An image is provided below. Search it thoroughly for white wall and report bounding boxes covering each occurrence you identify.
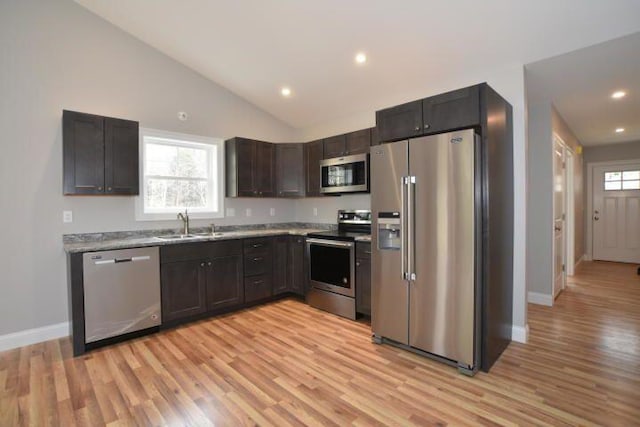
[295,63,529,339]
[0,0,298,336]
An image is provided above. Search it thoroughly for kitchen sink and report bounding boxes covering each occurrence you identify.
[156,234,200,240]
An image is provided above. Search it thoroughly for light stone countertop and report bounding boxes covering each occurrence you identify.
[63,225,331,254]
[63,223,335,254]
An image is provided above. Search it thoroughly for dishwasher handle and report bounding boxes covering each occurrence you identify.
[94,255,151,265]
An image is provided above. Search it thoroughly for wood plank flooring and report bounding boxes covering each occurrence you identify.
[1,261,639,426]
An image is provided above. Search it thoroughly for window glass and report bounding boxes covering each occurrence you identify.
[605,181,622,191]
[622,180,640,190]
[136,129,224,220]
[622,170,640,181]
[605,171,621,181]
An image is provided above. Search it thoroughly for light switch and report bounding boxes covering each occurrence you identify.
[270,208,276,216]
[313,207,318,217]
[246,208,252,217]
[63,210,73,223]
[226,208,235,217]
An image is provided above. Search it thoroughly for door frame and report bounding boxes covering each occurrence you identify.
[565,148,576,276]
[586,158,640,260]
[551,134,569,299]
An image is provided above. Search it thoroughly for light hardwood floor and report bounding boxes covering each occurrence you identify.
[1,261,639,426]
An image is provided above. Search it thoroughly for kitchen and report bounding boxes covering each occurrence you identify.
[2,1,640,425]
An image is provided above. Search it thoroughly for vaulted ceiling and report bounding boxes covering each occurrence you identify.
[75,0,640,135]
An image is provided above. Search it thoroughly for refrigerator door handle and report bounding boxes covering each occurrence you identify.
[401,176,408,280]
[407,176,416,281]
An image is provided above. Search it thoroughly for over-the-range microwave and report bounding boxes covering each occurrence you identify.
[320,153,369,194]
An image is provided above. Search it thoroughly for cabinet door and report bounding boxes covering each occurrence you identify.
[276,143,305,197]
[63,110,105,194]
[288,236,306,295]
[345,129,371,155]
[272,236,289,295]
[375,100,423,143]
[236,139,257,197]
[304,140,324,197]
[323,135,346,158]
[422,85,480,134]
[104,117,139,195]
[370,127,381,146]
[256,142,275,196]
[206,255,243,311]
[161,260,207,322]
[356,256,371,316]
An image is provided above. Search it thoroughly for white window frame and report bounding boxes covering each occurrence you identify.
[135,128,224,221]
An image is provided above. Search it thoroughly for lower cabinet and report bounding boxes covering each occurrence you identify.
[160,240,243,323]
[273,235,306,296]
[244,237,274,303]
[161,260,208,322]
[356,242,372,316]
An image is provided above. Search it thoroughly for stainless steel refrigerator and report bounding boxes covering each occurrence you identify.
[371,128,481,375]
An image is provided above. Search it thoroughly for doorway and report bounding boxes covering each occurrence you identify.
[589,160,640,263]
[552,136,567,299]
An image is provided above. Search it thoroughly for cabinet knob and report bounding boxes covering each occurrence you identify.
[424,124,430,129]
[107,187,112,192]
[97,186,103,191]
[200,262,205,267]
[414,126,420,132]
[208,262,212,266]
[356,261,360,267]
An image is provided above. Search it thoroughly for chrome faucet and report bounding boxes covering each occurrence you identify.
[177,210,190,235]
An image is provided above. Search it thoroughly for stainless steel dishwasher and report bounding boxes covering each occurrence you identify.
[83,247,161,344]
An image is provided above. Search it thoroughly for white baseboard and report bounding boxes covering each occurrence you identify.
[527,291,553,306]
[0,322,69,353]
[583,254,593,262]
[512,324,529,344]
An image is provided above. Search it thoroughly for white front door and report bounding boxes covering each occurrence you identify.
[593,164,640,263]
[553,139,566,298]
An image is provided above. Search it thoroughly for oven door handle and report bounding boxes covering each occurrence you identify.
[306,238,354,248]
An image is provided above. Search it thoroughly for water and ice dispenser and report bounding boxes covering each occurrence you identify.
[377,212,402,250]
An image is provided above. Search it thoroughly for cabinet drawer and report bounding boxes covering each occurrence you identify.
[245,275,273,302]
[244,253,272,277]
[160,240,242,263]
[356,242,372,258]
[243,237,273,255]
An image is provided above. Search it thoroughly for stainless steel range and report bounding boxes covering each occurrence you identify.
[306,210,371,319]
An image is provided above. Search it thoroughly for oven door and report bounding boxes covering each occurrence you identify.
[307,238,355,297]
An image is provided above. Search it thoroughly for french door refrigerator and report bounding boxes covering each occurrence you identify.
[371,128,481,375]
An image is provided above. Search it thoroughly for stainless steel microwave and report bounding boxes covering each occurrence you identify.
[320,153,369,194]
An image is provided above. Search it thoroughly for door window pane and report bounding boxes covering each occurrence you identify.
[605,171,622,181]
[622,180,640,190]
[622,170,640,181]
[605,181,622,191]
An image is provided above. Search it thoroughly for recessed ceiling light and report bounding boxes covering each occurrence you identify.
[281,87,292,97]
[355,52,367,64]
[611,91,626,99]
[615,128,625,133]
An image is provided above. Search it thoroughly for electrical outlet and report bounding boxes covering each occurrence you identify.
[246,208,252,217]
[270,208,276,216]
[313,207,318,216]
[63,210,73,223]
[226,208,235,217]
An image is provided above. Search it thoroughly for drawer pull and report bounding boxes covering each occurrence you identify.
[252,244,263,248]
[364,251,372,254]
[253,257,263,262]
[253,280,265,285]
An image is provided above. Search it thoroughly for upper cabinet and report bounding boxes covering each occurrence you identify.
[375,85,481,143]
[226,137,275,197]
[276,143,305,197]
[63,110,139,195]
[304,140,324,197]
[323,128,372,158]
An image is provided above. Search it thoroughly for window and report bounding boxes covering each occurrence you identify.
[136,128,224,220]
[604,170,640,191]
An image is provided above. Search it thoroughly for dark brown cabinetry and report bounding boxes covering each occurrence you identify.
[243,237,273,302]
[323,129,371,158]
[273,235,306,296]
[226,137,275,197]
[160,240,243,323]
[276,143,305,197]
[63,110,139,195]
[376,85,481,143]
[356,242,371,316]
[304,140,324,197]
